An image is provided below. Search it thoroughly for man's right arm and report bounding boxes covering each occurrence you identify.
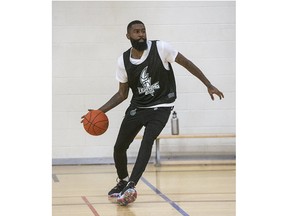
[98,82,129,113]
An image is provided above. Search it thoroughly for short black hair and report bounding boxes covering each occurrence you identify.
[127,20,145,33]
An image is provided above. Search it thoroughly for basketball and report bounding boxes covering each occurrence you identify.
[82,110,109,136]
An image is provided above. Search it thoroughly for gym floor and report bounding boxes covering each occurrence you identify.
[52,162,235,216]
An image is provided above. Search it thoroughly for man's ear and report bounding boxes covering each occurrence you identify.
[126,33,130,40]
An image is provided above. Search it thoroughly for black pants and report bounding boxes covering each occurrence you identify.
[113,105,172,185]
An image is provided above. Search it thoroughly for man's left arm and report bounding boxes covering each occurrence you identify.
[175,52,224,100]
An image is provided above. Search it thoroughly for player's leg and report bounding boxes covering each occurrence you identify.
[108,106,143,197]
[129,107,172,184]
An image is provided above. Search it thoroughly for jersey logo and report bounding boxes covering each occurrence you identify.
[138,66,160,96]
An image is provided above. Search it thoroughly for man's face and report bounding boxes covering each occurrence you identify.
[127,24,147,51]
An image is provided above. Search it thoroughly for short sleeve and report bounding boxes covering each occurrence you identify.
[115,56,128,83]
[157,41,178,64]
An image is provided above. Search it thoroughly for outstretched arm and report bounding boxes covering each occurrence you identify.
[175,52,224,100]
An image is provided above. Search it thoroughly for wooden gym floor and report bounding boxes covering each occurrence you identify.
[52,163,235,216]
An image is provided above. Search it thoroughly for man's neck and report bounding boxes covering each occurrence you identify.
[131,47,145,59]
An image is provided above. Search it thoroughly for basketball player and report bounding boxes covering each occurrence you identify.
[82,20,224,205]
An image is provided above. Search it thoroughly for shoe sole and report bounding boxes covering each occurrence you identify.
[108,193,120,198]
[117,188,137,206]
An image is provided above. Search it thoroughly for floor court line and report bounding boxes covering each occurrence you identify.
[141,176,190,216]
[52,174,59,182]
[81,196,100,216]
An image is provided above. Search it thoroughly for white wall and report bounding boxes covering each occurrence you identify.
[52,1,236,164]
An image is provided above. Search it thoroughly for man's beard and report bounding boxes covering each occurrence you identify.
[130,38,147,51]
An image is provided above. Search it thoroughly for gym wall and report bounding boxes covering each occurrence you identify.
[52,1,236,164]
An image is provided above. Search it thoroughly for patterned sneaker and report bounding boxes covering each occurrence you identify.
[116,181,137,206]
[108,179,128,198]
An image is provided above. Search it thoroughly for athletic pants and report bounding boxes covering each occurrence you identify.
[113,105,172,185]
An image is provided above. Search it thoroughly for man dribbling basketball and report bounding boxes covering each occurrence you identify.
[81,20,224,206]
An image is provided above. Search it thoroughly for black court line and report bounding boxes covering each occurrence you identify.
[52,191,235,199]
[53,199,235,207]
[141,176,190,216]
[52,174,59,182]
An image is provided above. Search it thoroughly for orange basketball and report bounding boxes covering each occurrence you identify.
[82,110,109,136]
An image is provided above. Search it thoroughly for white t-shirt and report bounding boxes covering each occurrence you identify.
[115,40,179,108]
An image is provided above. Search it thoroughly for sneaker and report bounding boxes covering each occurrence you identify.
[108,179,128,197]
[116,181,137,206]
